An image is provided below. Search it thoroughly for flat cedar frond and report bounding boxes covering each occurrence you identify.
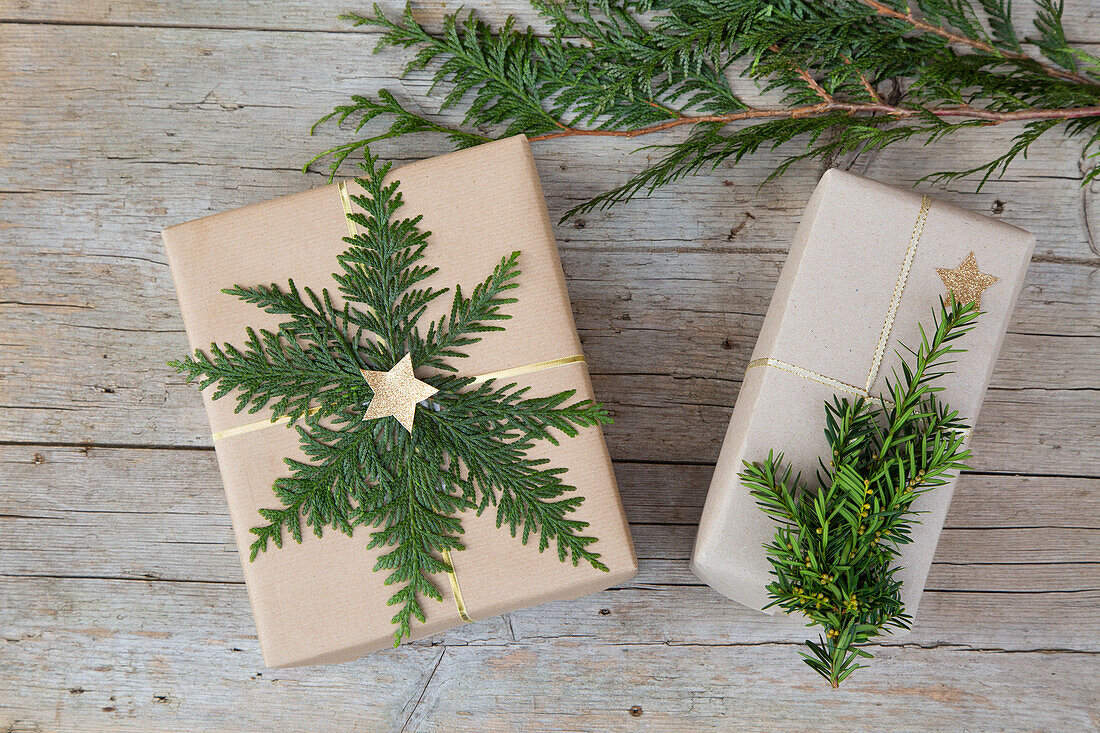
[740,297,976,687]
[417,251,521,370]
[310,0,1100,218]
[171,153,611,646]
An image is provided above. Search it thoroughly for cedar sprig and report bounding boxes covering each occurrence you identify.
[171,152,610,645]
[310,0,1100,219]
[741,296,977,687]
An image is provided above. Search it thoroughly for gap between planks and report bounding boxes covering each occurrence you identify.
[2,442,1098,483]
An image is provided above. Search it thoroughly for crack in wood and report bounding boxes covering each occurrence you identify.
[400,648,446,732]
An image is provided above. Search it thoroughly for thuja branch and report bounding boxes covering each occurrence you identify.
[311,0,1100,217]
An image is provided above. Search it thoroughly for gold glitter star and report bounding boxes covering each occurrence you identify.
[361,353,439,433]
[935,251,999,308]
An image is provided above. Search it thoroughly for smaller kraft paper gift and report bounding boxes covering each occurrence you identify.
[164,136,636,667]
[692,169,1034,619]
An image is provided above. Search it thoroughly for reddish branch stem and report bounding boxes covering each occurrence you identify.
[775,44,832,103]
[528,101,1100,142]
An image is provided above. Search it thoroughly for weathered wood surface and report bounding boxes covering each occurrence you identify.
[1,1,1098,731]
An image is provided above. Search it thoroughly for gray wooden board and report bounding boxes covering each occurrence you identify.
[1,1,1098,731]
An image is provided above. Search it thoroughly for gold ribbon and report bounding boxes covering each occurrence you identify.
[210,410,315,442]
[441,547,473,622]
[337,181,356,237]
[468,354,586,384]
[746,357,892,406]
[747,195,932,400]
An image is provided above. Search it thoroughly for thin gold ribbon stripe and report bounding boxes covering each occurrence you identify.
[211,410,312,442]
[748,358,874,401]
[747,196,932,402]
[468,354,586,384]
[441,547,473,622]
[337,181,356,237]
[865,195,931,392]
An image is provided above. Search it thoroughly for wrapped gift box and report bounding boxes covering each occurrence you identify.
[692,169,1034,620]
[163,136,636,667]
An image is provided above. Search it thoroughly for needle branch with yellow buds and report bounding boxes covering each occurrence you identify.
[741,297,977,687]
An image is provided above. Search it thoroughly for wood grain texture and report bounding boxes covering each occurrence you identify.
[1,1,1098,731]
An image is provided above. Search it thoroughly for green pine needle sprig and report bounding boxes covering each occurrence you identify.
[740,296,977,687]
[171,153,610,645]
[309,0,1100,219]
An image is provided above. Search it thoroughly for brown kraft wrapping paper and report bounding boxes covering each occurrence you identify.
[692,169,1034,622]
[163,136,637,668]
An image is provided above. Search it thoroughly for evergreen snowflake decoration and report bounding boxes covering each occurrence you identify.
[172,154,610,644]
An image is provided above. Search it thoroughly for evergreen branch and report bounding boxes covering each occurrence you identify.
[742,297,976,687]
[360,442,471,644]
[170,326,365,421]
[437,380,611,445]
[420,389,609,569]
[352,5,568,135]
[224,280,363,371]
[312,0,1100,216]
[493,460,608,570]
[306,89,493,181]
[337,152,450,365]
[416,250,522,371]
[248,421,392,560]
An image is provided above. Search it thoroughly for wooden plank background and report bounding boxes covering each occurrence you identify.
[1,1,1097,730]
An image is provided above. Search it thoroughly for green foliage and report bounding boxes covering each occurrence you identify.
[310,0,1100,218]
[171,153,610,645]
[741,297,977,687]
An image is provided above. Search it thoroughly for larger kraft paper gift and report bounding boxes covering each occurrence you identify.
[163,136,636,668]
[692,169,1034,619]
